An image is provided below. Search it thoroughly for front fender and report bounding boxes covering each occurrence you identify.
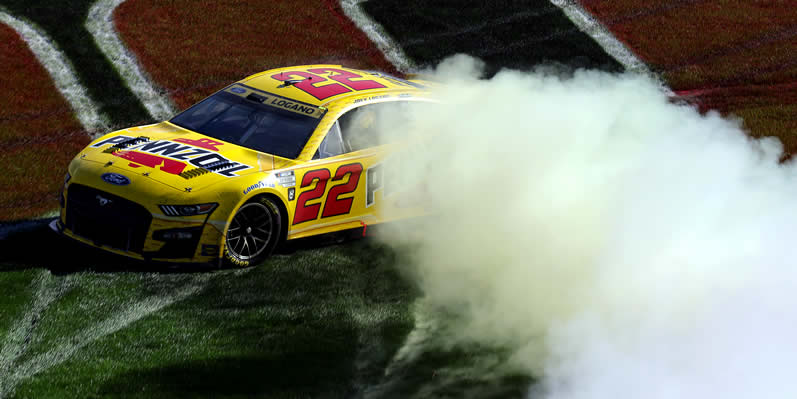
[216,184,292,254]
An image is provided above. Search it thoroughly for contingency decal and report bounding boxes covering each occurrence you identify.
[91,135,251,177]
[242,180,275,195]
[293,163,363,225]
[271,68,387,101]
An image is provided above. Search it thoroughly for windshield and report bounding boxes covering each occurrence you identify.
[170,86,324,159]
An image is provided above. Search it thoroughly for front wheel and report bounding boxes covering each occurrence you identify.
[223,197,282,267]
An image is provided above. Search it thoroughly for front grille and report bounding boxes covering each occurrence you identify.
[65,184,152,253]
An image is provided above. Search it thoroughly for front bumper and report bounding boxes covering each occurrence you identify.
[56,183,222,264]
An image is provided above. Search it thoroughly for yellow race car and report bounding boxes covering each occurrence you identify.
[51,65,433,267]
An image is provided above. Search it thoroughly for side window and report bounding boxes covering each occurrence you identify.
[314,120,345,159]
[336,101,423,153]
[338,105,380,152]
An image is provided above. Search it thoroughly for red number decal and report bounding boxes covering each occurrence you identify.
[271,71,350,101]
[321,163,363,218]
[272,69,387,100]
[293,164,364,225]
[293,169,331,225]
[308,68,387,91]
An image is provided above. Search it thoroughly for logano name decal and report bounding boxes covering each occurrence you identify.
[91,135,252,177]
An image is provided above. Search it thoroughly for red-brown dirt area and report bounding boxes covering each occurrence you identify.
[580,0,797,154]
[0,23,89,221]
[113,0,398,109]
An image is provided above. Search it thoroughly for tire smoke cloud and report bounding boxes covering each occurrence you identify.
[374,55,797,398]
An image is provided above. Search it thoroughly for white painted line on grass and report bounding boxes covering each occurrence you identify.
[0,272,70,398]
[548,0,650,75]
[340,0,416,73]
[382,300,439,377]
[359,299,442,399]
[86,0,176,121]
[0,273,215,397]
[349,302,402,395]
[548,0,674,94]
[0,11,108,133]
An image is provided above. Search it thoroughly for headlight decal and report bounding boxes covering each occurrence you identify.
[159,203,217,216]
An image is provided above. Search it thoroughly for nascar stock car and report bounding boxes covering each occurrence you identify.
[51,65,433,267]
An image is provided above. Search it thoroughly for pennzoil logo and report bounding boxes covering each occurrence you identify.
[91,135,252,177]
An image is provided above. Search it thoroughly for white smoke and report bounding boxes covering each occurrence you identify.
[374,55,797,398]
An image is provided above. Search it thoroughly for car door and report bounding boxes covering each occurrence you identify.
[287,100,430,238]
[286,105,385,238]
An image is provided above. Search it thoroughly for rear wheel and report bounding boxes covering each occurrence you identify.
[223,197,282,267]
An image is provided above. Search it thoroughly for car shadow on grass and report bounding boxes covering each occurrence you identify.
[0,218,207,274]
[0,218,373,275]
[90,240,421,399]
[98,338,535,399]
[1,219,535,398]
[99,347,362,398]
[92,253,533,399]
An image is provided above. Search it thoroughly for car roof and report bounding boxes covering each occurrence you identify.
[240,65,430,106]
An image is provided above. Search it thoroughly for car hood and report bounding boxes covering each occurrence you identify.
[80,122,295,192]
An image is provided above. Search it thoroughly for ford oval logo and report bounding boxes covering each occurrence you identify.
[230,87,246,94]
[101,173,130,186]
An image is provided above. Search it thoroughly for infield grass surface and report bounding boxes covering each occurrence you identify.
[1,0,795,397]
[1,227,416,398]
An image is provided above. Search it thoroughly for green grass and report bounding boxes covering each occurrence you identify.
[0,270,38,341]
[1,229,414,398]
[0,225,533,398]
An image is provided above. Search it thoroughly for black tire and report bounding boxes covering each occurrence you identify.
[223,196,282,267]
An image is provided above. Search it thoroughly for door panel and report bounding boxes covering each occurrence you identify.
[288,151,382,236]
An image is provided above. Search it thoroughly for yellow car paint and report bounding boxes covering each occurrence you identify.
[55,65,433,265]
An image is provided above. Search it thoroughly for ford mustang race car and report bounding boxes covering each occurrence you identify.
[51,65,433,267]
